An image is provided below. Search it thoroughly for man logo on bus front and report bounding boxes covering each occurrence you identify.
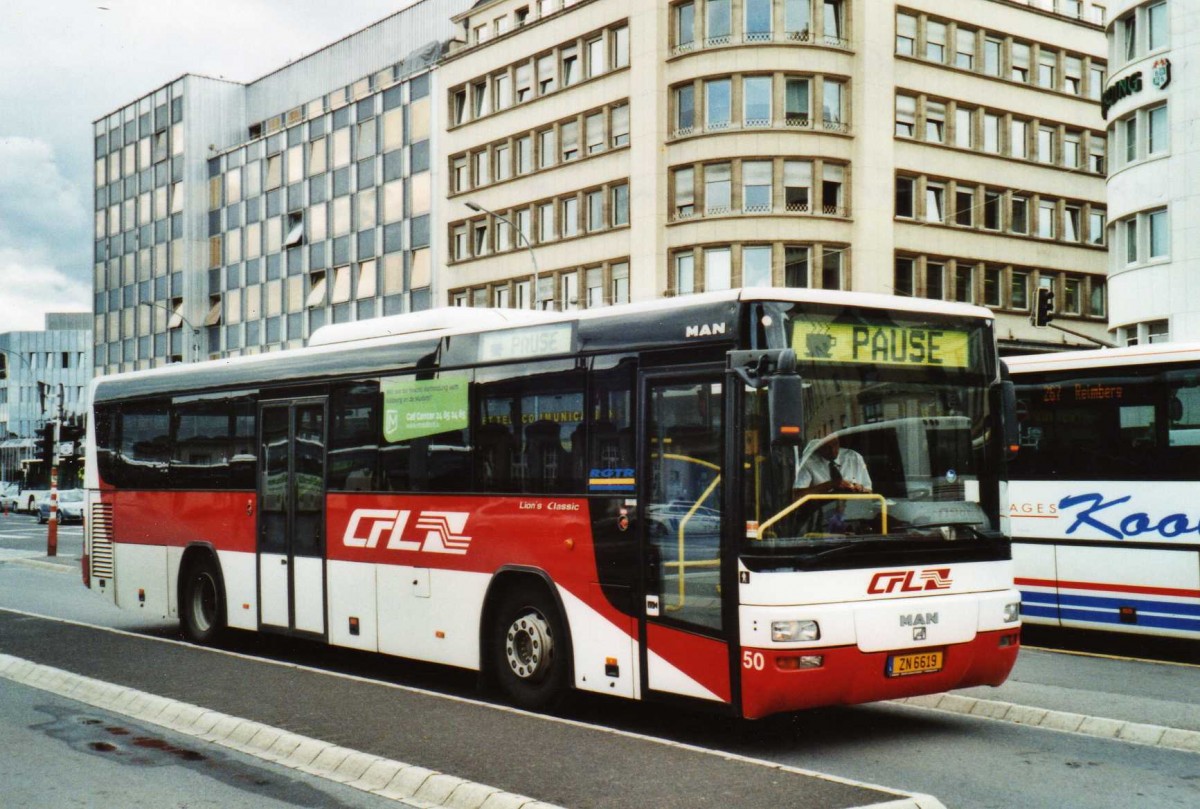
[343,509,472,555]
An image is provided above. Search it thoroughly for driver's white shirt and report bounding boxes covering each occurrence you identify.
[794,448,872,491]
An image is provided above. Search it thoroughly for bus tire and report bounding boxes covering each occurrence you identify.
[180,554,225,644]
[491,583,569,712]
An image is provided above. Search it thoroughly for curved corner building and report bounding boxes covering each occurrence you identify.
[1104,0,1193,344]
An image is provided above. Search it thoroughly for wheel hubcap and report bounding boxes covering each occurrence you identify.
[505,610,553,681]
[191,573,216,633]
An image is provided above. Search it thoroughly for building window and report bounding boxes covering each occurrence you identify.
[1011,196,1028,234]
[675,85,695,133]
[743,161,773,212]
[955,188,973,227]
[786,78,810,126]
[1123,115,1137,163]
[1063,132,1081,167]
[1149,209,1169,258]
[1038,200,1056,239]
[1011,119,1028,159]
[674,167,695,217]
[894,256,914,296]
[1011,42,1031,82]
[895,94,916,137]
[1090,278,1107,317]
[925,182,944,223]
[1011,271,1029,310]
[584,188,603,231]
[785,0,811,39]
[983,113,1000,153]
[984,38,1002,77]
[705,247,732,290]
[1038,49,1057,90]
[983,266,1002,307]
[823,80,844,127]
[1122,13,1137,62]
[954,263,973,303]
[1125,217,1138,263]
[785,245,809,286]
[955,107,973,149]
[611,183,629,226]
[1148,2,1168,51]
[706,79,732,129]
[984,190,1001,230]
[926,101,945,143]
[1088,209,1106,245]
[1065,56,1083,95]
[676,1,695,49]
[896,12,915,55]
[745,0,772,41]
[895,175,915,218]
[743,245,772,287]
[611,262,629,305]
[675,251,695,295]
[611,104,630,147]
[744,76,772,126]
[1064,205,1081,242]
[821,164,843,214]
[785,160,812,211]
[706,0,731,44]
[821,247,842,289]
[822,0,843,44]
[561,197,578,237]
[926,20,946,62]
[705,163,731,213]
[1148,104,1168,154]
[925,261,944,300]
[956,28,975,69]
[1038,126,1056,164]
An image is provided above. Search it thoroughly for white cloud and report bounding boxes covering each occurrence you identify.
[0,137,91,332]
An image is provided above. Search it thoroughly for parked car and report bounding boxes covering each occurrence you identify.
[18,486,49,514]
[37,489,85,524]
[0,483,19,513]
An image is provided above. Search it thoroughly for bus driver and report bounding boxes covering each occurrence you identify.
[793,434,872,498]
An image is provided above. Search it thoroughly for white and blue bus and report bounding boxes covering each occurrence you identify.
[1007,343,1200,638]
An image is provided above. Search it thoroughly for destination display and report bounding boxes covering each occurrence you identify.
[791,320,971,369]
[479,323,573,363]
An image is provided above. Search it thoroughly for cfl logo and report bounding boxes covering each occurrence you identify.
[343,509,472,555]
[867,568,953,595]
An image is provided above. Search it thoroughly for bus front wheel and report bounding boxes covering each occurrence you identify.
[181,555,225,644]
[491,583,569,712]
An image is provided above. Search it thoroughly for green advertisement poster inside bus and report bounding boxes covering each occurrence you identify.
[381,376,469,443]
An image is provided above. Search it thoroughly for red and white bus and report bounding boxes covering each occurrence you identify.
[84,289,1020,719]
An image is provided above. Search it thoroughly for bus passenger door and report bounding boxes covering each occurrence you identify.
[258,399,328,638]
[639,372,732,707]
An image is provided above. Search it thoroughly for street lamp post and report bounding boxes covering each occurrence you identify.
[138,301,201,362]
[465,200,545,310]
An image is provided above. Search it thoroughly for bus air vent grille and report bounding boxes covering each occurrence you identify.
[90,503,115,579]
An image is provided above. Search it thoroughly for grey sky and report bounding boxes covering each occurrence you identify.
[0,0,418,332]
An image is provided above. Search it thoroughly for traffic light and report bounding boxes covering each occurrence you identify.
[1031,286,1055,327]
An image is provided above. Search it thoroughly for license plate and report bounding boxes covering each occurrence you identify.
[887,650,944,677]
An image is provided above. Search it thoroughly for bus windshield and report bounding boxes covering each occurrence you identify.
[743,305,996,558]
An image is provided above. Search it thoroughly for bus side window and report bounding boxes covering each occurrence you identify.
[328,381,380,492]
[378,371,472,494]
[117,403,171,489]
[587,357,635,479]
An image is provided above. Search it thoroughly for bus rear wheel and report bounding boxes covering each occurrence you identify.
[491,584,569,712]
[181,555,225,644]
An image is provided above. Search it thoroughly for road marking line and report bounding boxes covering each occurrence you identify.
[1023,644,1200,671]
[0,608,942,809]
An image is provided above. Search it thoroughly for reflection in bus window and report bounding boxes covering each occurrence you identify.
[474,360,585,494]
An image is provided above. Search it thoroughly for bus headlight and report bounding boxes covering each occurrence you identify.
[771,620,820,642]
[1003,602,1021,623]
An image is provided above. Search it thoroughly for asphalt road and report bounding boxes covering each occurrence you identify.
[2,513,1200,808]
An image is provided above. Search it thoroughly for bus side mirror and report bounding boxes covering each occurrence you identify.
[1001,380,1019,461]
[769,373,805,447]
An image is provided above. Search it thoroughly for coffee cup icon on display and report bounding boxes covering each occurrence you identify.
[806,332,836,358]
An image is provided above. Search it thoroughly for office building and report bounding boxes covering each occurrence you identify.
[1103,0,1193,344]
[441,0,1110,351]
[0,313,92,482]
[92,0,473,374]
